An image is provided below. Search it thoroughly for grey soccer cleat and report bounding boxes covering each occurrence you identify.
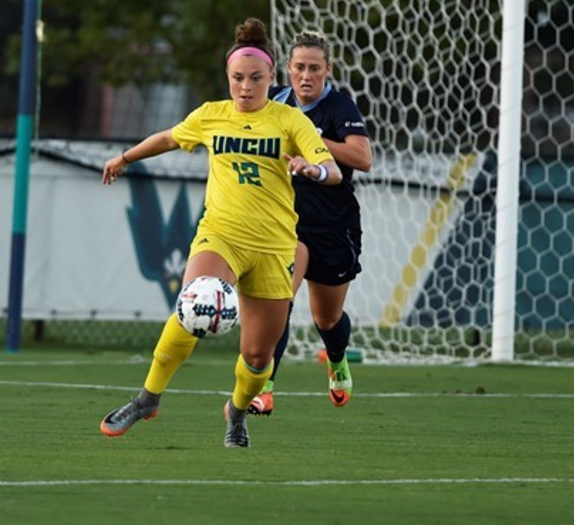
[223,401,251,448]
[100,398,159,437]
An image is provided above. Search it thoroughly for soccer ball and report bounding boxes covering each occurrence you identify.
[176,276,239,338]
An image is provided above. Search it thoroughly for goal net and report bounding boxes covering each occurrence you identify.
[270,0,574,363]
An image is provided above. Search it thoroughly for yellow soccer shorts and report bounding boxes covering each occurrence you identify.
[189,228,294,300]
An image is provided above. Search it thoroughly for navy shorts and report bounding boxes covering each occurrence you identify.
[298,226,362,286]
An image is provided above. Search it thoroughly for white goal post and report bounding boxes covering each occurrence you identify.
[491,0,525,362]
[271,0,574,363]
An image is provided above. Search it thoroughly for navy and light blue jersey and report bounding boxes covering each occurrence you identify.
[270,85,369,231]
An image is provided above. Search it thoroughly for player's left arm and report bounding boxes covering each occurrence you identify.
[288,107,342,185]
[326,96,373,172]
[322,134,372,173]
[284,153,342,186]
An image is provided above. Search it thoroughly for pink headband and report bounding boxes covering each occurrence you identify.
[227,46,274,68]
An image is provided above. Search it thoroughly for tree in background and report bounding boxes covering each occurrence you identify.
[1,0,270,137]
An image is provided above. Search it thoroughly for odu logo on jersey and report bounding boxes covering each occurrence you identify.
[213,135,281,159]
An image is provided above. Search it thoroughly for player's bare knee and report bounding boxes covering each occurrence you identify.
[313,315,339,331]
[242,353,272,372]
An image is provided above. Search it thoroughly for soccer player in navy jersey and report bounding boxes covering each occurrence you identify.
[249,31,373,416]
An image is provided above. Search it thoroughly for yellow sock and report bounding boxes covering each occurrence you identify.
[144,313,199,394]
[232,354,273,410]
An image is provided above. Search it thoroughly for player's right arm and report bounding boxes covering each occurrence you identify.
[102,129,179,185]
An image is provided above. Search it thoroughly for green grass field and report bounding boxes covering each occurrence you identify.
[1,340,573,525]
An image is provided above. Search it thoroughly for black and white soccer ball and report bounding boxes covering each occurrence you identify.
[176,276,239,338]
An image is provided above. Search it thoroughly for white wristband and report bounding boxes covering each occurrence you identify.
[314,164,328,183]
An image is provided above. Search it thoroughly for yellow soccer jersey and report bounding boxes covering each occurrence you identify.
[171,100,332,254]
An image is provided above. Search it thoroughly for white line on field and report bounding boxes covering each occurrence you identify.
[0,379,573,398]
[2,358,574,368]
[0,477,573,488]
[0,379,232,396]
[0,358,150,366]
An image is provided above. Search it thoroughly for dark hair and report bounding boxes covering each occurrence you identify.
[288,31,332,65]
[226,18,275,64]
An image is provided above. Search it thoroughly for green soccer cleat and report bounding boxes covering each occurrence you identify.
[327,355,353,407]
[100,398,159,437]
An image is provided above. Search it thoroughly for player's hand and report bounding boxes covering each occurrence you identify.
[102,156,128,185]
[283,153,319,180]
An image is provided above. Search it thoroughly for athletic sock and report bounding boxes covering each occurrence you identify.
[138,389,162,408]
[316,311,351,364]
[269,301,293,382]
[226,399,245,423]
[143,313,199,394]
[232,354,273,410]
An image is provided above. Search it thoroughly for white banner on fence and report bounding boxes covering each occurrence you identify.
[0,154,206,321]
[1,150,478,324]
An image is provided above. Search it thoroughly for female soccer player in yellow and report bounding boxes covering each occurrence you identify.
[99,18,342,448]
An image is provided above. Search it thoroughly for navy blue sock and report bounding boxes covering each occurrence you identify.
[270,302,294,382]
[316,311,351,364]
